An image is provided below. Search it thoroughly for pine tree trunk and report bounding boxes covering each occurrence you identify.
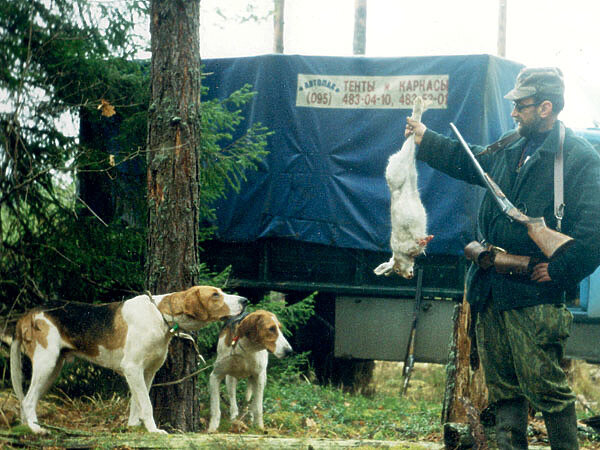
[147,0,202,432]
[273,0,285,53]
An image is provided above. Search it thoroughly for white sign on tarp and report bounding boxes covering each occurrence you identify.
[296,74,449,110]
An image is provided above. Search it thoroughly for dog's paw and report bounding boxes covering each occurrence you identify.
[28,422,48,434]
[230,419,248,434]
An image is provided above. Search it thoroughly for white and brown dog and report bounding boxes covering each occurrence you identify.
[10,286,247,434]
[208,310,293,432]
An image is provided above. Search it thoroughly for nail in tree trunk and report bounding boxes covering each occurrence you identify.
[147,0,202,432]
[273,0,285,54]
[353,0,367,55]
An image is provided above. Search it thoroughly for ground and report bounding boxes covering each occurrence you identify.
[0,361,599,448]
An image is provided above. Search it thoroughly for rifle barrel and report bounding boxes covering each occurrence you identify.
[449,122,574,259]
[449,122,515,216]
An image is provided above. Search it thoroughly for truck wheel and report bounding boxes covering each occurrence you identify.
[287,291,374,394]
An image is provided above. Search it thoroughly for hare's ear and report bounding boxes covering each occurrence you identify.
[418,235,434,248]
[374,260,394,276]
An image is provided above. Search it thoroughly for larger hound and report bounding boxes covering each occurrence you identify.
[10,286,247,434]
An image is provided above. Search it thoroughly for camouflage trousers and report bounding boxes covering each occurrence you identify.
[475,299,576,413]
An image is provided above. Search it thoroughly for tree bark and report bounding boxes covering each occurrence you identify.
[442,294,488,447]
[147,0,202,432]
[353,0,367,55]
[273,0,285,54]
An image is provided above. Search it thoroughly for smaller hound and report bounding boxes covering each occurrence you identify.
[10,286,247,434]
[208,310,293,432]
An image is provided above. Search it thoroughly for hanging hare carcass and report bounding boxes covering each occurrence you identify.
[374,96,433,279]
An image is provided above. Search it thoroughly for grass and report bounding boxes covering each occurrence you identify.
[573,361,600,416]
[1,360,600,448]
[0,360,444,444]
[190,360,445,442]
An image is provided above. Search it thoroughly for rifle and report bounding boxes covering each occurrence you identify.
[401,266,424,396]
[449,123,574,259]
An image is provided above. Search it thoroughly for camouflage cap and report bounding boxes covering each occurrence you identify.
[504,67,565,101]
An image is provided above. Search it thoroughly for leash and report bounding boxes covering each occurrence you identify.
[153,312,252,387]
[145,290,206,365]
[152,363,215,387]
[224,311,249,352]
[145,292,252,388]
[151,346,250,388]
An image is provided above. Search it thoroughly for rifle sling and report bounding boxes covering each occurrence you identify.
[554,123,565,231]
[479,130,520,156]
[478,124,566,232]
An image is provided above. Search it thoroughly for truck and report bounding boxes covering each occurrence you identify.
[81,53,600,387]
[196,53,600,385]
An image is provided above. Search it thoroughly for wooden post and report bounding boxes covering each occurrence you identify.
[353,0,366,55]
[273,0,285,54]
[497,0,507,57]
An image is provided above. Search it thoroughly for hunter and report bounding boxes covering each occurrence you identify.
[406,67,600,449]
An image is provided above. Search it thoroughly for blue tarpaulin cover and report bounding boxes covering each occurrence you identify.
[202,54,524,255]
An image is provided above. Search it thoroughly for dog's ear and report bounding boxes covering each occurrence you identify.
[21,315,34,343]
[237,313,259,342]
[182,288,209,321]
[18,314,50,359]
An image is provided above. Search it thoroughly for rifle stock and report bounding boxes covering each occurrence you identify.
[451,123,574,259]
[523,216,575,259]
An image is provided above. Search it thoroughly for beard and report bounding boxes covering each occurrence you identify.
[517,115,544,138]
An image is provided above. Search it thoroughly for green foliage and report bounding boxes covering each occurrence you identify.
[0,0,149,312]
[198,82,272,221]
[0,0,272,398]
[252,291,316,337]
[55,360,128,398]
[0,2,271,314]
[261,379,442,439]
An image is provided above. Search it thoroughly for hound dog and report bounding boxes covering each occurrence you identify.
[208,310,293,432]
[10,286,247,434]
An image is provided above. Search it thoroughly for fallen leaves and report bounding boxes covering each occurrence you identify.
[303,417,317,429]
[98,99,116,117]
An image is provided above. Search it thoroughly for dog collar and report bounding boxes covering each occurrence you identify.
[145,290,180,335]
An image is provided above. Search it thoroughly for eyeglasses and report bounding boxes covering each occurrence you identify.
[512,101,542,112]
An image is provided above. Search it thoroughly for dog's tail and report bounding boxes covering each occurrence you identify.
[10,331,25,401]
